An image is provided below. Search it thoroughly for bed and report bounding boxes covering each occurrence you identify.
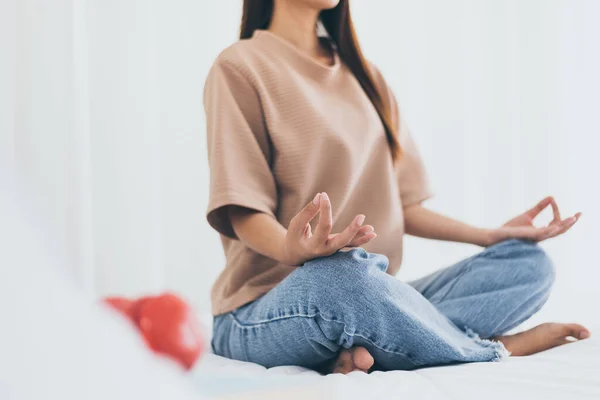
[3,255,599,400]
[191,335,600,400]
[2,183,598,400]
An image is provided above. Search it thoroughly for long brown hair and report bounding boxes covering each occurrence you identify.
[240,0,401,161]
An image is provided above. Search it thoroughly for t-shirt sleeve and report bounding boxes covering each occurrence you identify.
[369,63,433,207]
[203,59,278,239]
[394,115,433,206]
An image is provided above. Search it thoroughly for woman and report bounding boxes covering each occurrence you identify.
[204,0,589,374]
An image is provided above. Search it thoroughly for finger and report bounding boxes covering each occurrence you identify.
[326,214,365,250]
[526,196,553,219]
[347,230,377,247]
[549,215,579,237]
[342,225,375,247]
[508,225,557,241]
[505,223,564,242]
[328,225,373,240]
[549,197,562,223]
[313,192,333,243]
[289,193,321,235]
[356,225,375,236]
[547,215,578,237]
[536,224,563,241]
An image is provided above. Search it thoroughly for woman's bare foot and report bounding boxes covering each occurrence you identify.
[496,322,591,356]
[323,324,589,374]
[329,346,374,374]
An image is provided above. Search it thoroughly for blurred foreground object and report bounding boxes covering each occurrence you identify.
[0,167,202,400]
[104,293,206,370]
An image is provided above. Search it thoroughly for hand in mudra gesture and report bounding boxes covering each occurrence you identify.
[488,196,581,245]
[282,192,377,266]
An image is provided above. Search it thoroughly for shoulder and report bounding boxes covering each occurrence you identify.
[203,40,264,102]
[207,38,267,83]
[203,40,269,115]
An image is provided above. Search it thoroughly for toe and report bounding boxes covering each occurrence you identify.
[351,347,374,372]
[562,324,590,339]
[579,330,591,339]
[570,324,591,339]
[332,350,354,374]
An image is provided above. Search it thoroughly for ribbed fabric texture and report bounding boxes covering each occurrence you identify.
[203,30,432,315]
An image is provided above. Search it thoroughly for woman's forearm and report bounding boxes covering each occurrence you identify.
[229,207,288,263]
[403,205,493,247]
[228,194,376,266]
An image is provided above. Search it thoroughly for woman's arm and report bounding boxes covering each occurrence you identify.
[403,205,493,246]
[229,207,289,262]
[404,196,581,247]
[229,192,376,266]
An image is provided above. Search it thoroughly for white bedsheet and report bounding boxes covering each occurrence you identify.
[2,175,597,400]
[191,336,600,400]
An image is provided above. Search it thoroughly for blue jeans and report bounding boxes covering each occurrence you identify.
[212,239,555,371]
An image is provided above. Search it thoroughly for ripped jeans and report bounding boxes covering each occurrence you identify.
[212,239,555,371]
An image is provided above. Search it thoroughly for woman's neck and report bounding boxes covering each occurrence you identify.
[268,1,321,58]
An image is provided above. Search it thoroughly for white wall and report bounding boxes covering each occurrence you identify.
[2,0,599,327]
[350,0,600,327]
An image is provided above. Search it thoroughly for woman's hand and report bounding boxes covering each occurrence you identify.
[486,196,581,246]
[281,192,376,266]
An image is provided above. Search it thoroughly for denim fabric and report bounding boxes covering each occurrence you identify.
[212,239,555,371]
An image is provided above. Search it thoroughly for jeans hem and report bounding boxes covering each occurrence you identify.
[465,327,510,361]
[230,309,508,366]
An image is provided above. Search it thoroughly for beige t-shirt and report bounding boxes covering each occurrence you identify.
[204,30,432,316]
